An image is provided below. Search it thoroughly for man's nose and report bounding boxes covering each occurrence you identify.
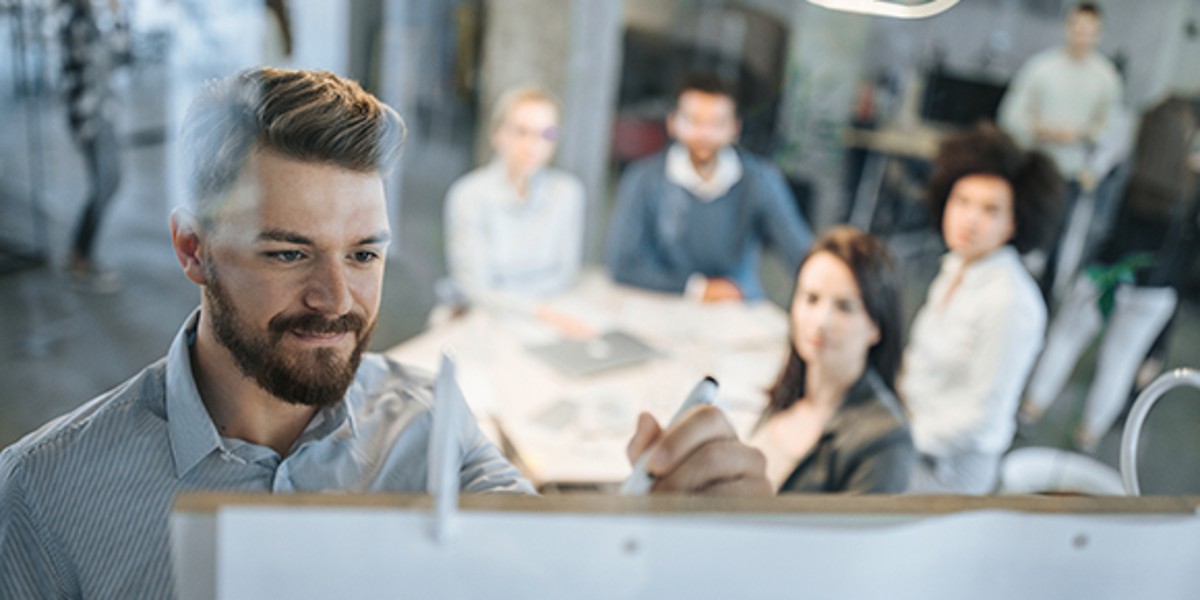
[304,257,353,316]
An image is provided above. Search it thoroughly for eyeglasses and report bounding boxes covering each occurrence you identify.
[503,123,559,142]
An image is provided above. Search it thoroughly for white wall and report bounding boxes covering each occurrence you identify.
[1163,0,1200,96]
[288,0,352,75]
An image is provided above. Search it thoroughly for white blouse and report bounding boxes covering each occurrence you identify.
[900,246,1047,458]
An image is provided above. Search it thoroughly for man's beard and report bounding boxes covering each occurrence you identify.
[203,268,375,409]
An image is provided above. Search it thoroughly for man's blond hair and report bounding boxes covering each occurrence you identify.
[488,86,561,134]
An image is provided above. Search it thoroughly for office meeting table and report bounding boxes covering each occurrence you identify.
[386,270,791,490]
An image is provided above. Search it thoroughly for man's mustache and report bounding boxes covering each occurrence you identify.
[268,312,366,339]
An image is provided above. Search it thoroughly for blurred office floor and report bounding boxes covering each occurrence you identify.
[2,69,1199,496]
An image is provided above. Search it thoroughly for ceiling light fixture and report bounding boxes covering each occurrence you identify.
[807,0,960,19]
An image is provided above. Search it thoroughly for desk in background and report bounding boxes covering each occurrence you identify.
[842,123,949,232]
[387,270,790,488]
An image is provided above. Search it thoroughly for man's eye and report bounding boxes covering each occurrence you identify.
[353,250,379,263]
[268,250,304,263]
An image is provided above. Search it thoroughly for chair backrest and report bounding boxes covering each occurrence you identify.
[1120,368,1200,495]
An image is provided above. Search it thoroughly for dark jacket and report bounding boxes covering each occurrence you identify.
[777,372,915,494]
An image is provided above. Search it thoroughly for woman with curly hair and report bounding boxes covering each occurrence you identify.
[901,123,1063,494]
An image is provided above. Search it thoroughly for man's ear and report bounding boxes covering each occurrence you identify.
[665,111,678,139]
[170,208,208,286]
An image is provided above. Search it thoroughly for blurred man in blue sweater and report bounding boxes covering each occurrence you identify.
[605,73,812,301]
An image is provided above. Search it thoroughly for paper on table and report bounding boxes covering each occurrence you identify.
[503,372,707,485]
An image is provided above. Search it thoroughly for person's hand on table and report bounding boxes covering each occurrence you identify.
[1035,125,1081,145]
[1076,168,1098,193]
[625,405,772,495]
[702,278,743,303]
[535,304,597,339]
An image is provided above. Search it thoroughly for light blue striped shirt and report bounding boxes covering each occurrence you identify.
[0,310,533,598]
[444,160,586,303]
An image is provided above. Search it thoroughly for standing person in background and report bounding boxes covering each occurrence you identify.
[751,226,914,494]
[1020,97,1198,451]
[442,87,587,332]
[901,124,1062,494]
[605,73,812,302]
[59,0,128,292]
[998,1,1123,293]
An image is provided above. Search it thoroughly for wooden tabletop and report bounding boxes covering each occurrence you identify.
[842,123,952,160]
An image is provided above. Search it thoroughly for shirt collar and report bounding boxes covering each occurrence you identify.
[943,245,1020,281]
[665,143,743,201]
[164,308,360,477]
[485,159,547,209]
[1058,47,1099,65]
[823,370,904,439]
[301,384,360,443]
[165,309,224,478]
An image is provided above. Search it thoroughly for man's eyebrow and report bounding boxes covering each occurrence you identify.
[255,229,392,246]
[357,231,392,246]
[257,229,313,245]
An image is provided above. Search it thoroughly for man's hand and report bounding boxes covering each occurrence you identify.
[702,278,743,303]
[1076,168,1098,192]
[1035,125,1081,145]
[626,406,772,495]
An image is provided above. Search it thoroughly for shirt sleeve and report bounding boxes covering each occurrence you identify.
[0,453,73,598]
[754,162,812,275]
[604,161,690,293]
[454,408,536,495]
[910,285,1045,457]
[444,177,491,303]
[1084,64,1124,143]
[998,58,1041,147]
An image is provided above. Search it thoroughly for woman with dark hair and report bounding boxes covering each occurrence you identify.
[750,226,914,493]
[901,123,1063,494]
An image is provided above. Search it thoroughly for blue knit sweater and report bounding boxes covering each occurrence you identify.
[604,148,812,300]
